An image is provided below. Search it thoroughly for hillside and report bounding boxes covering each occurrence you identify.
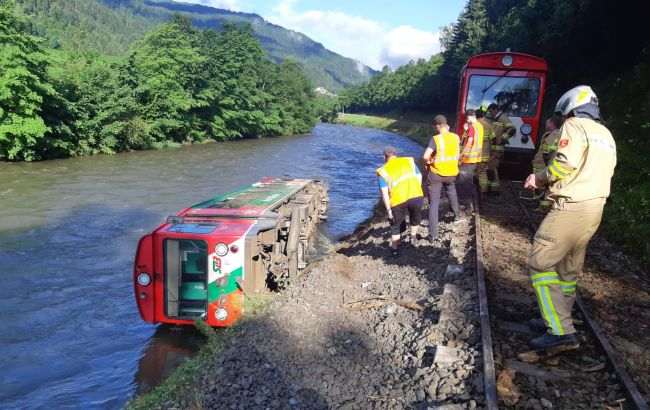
[16,0,376,91]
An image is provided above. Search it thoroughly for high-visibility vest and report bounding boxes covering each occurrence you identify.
[462,121,483,164]
[377,157,423,208]
[429,132,460,177]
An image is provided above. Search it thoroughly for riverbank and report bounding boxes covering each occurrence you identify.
[130,205,484,409]
[334,113,434,147]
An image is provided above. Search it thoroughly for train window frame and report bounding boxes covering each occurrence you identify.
[163,239,208,319]
[465,74,541,118]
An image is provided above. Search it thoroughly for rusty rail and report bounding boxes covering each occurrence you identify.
[507,180,648,410]
[473,194,498,410]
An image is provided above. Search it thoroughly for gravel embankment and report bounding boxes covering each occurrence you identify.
[165,203,486,410]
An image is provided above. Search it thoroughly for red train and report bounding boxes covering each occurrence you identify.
[455,51,548,173]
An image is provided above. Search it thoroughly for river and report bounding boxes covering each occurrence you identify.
[0,124,424,409]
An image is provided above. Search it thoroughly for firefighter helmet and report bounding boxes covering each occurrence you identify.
[555,85,598,116]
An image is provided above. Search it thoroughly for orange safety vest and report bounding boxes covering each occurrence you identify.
[462,121,483,164]
[429,132,460,177]
[377,157,423,207]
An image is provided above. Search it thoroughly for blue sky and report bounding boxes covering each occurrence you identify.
[179,0,467,70]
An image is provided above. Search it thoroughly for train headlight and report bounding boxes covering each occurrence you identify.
[138,272,151,286]
[214,242,229,256]
[501,55,513,67]
[214,308,228,321]
[520,123,533,135]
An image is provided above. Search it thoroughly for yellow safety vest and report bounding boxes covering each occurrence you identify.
[462,121,483,164]
[377,157,423,207]
[430,132,460,177]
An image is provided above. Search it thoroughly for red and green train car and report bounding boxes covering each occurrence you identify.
[134,178,328,327]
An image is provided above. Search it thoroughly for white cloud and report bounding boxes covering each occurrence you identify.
[267,0,440,70]
[179,0,242,11]
[381,26,441,68]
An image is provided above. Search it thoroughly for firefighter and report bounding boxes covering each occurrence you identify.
[486,103,516,194]
[531,116,563,212]
[377,146,424,256]
[457,109,483,209]
[476,108,494,201]
[524,85,616,349]
[422,115,461,241]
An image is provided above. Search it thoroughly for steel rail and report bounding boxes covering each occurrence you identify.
[506,180,648,410]
[473,194,498,410]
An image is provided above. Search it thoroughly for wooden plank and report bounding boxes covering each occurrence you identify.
[494,291,534,306]
[496,320,537,336]
[503,359,571,380]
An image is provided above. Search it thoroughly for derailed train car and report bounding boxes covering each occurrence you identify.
[134,178,328,327]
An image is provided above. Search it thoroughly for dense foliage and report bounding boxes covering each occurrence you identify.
[1,4,320,161]
[343,0,650,267]
[14,0,375,91]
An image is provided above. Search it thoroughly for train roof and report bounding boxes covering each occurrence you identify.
[466,52,548,71]
[181,177,313,219]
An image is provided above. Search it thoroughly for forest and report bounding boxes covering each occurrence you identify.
[341,0,649,268]
[15,0,375,92]
[1,0,328,161]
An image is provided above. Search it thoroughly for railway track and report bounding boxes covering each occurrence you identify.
[473,182,649,409]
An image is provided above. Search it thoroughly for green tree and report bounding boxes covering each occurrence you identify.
[128,13,207,143]
[0,0,69,160]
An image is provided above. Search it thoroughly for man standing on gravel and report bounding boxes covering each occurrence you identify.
[458,109,483,209]
[377,146,424,257]
[524,85,616,349]
[422,115,462,242]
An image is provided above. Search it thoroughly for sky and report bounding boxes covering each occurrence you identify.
[176,0,467,70]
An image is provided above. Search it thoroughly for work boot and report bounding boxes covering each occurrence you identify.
[528,318,547,333]
[530,332,578,349]
[390,248,399,257]
[425,234,438,243]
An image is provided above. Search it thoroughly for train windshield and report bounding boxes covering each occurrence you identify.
[465,74,541,117]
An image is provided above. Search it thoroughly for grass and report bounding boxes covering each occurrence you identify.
[335,113,433,147]
[126,292,276,410]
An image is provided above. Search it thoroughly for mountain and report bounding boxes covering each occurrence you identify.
[16,0,376,91]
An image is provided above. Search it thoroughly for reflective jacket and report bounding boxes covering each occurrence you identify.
[377,157,424,207]
[462,121,483,164]
[429,132,460,177]
[478,118,493,163]
[536,117,616,206]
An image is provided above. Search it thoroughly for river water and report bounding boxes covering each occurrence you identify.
[0,124,425,409]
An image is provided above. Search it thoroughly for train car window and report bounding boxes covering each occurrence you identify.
[466,75,541,117]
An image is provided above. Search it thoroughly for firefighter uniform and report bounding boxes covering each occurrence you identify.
[529,117,616,336]
[531,129,560,211]
[488,112,515,192]
[476,118,494,194]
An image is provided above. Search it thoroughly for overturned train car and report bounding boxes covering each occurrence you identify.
[134,178,328,327]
